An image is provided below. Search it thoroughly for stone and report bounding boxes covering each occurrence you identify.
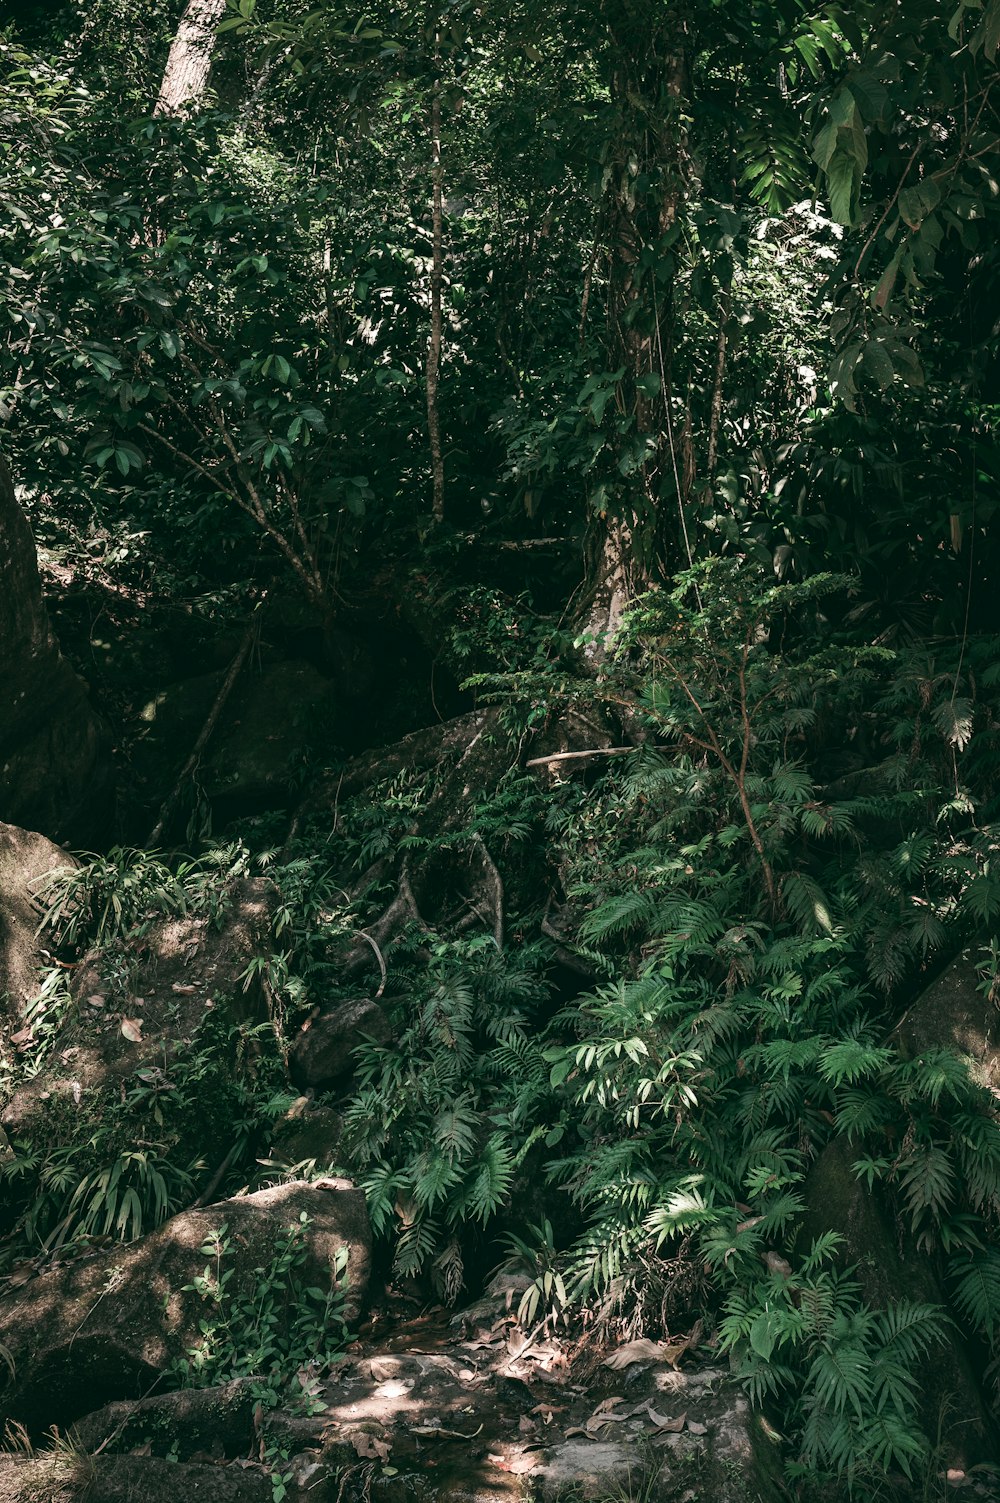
[0,1454,273,1502]
[131,657,336,822]
[71,1377,260,1459]
[270,1102,346,1170]
[2,878,272,1141]
[0,823,75,1022]
[894,948,1000,1094]
[799,1137,998,1469]
[290,1000,392,1088]
[0,454,109,844]
[0,1180,371,1433]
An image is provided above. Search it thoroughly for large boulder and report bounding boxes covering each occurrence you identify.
[799,1137,997,1471]
[131,657,336,827]
[72,1377,260,1459]
[894,947,1000,1094]
[0,823,75,1022]
[0,454,109,843]
[2,878,272,1143]
[290,999,392,1088]
[0,1453,273,1502]
[0,1179,371,1433]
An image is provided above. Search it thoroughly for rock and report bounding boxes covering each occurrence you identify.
[0,1180,371,1432]
[0,455,109,844]
[290,1000,392,1088]
[132,657,336,824]
[0,1454,273,1502]
[71,1376,260,1458]
[799,1137,997,1469]
[2,877,272,1141]
[0,823,75,1022]
[270,1102,346,1170]
[895,948,1000,1093]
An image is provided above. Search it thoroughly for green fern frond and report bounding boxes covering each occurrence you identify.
[950,1250,1000,1339]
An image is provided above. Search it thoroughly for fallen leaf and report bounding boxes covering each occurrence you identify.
[591,1396,626,1416]
[171,983,197,995]
[518,1416,536,1436]
[602,1339,665,1370]
[504,1454,538,1475]
[352,1433,391,1461]
[9,1028,33,1049]
[687,1420,708,1436]
[86,994,105,1007]
[648,1408,684,1431]
[521,1340,564,1364]
[506,1330,529,1359]
[120,1018,143,1043]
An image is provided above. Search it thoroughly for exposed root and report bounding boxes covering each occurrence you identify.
[471,835,504,949]
[342,864,425,980]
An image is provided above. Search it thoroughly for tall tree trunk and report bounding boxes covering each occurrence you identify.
[154,0,227,116]
[426,35,446,525]
[605,1,689,510]
[583,1,690,655]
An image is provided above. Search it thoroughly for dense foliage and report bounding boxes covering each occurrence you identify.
[2,0,1000,1496]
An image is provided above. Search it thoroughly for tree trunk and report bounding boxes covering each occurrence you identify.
[581,2,691,652]
[427,43,446,525]
[605,2,689,507]
[154,0,227,116]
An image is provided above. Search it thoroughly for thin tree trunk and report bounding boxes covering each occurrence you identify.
[154,0,227,117]
[704,287,730,489]
[427,36,446,524]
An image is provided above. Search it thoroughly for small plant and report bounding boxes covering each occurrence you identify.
[169,1212,349,1409]
[343,936,553,1297]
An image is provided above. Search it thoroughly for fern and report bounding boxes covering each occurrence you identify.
[950,1249,1000,1339]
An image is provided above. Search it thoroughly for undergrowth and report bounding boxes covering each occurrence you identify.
[4,561,1000,1496]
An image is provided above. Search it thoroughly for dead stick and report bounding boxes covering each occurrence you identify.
[526,747,632,768]
[146,598,264,847]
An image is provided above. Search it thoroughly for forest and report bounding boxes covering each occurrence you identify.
[1,0,1000,1499]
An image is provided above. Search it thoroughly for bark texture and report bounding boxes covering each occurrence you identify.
[154,0,228,116]
[427,55,446,523]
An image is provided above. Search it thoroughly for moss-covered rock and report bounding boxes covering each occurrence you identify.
[894,947,1000,1093]
[0,824,75,1023]
[0,1180,371,1434]
[798,1137,997,1470]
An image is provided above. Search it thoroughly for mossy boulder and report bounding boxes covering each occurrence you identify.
[894,947,1000,1092]
[799,1137,997,1470]
[0,824,75,1024]
[0,1179,371,1434]
[2,878,272,1143]
[132,656,336,824]
[0,1453,273,1502]
[72,1376,260,1458]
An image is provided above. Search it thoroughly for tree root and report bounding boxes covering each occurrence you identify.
[342,863,426,980]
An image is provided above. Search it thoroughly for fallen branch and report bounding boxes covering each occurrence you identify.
[146,598,264,848]
[526,746,631,768]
